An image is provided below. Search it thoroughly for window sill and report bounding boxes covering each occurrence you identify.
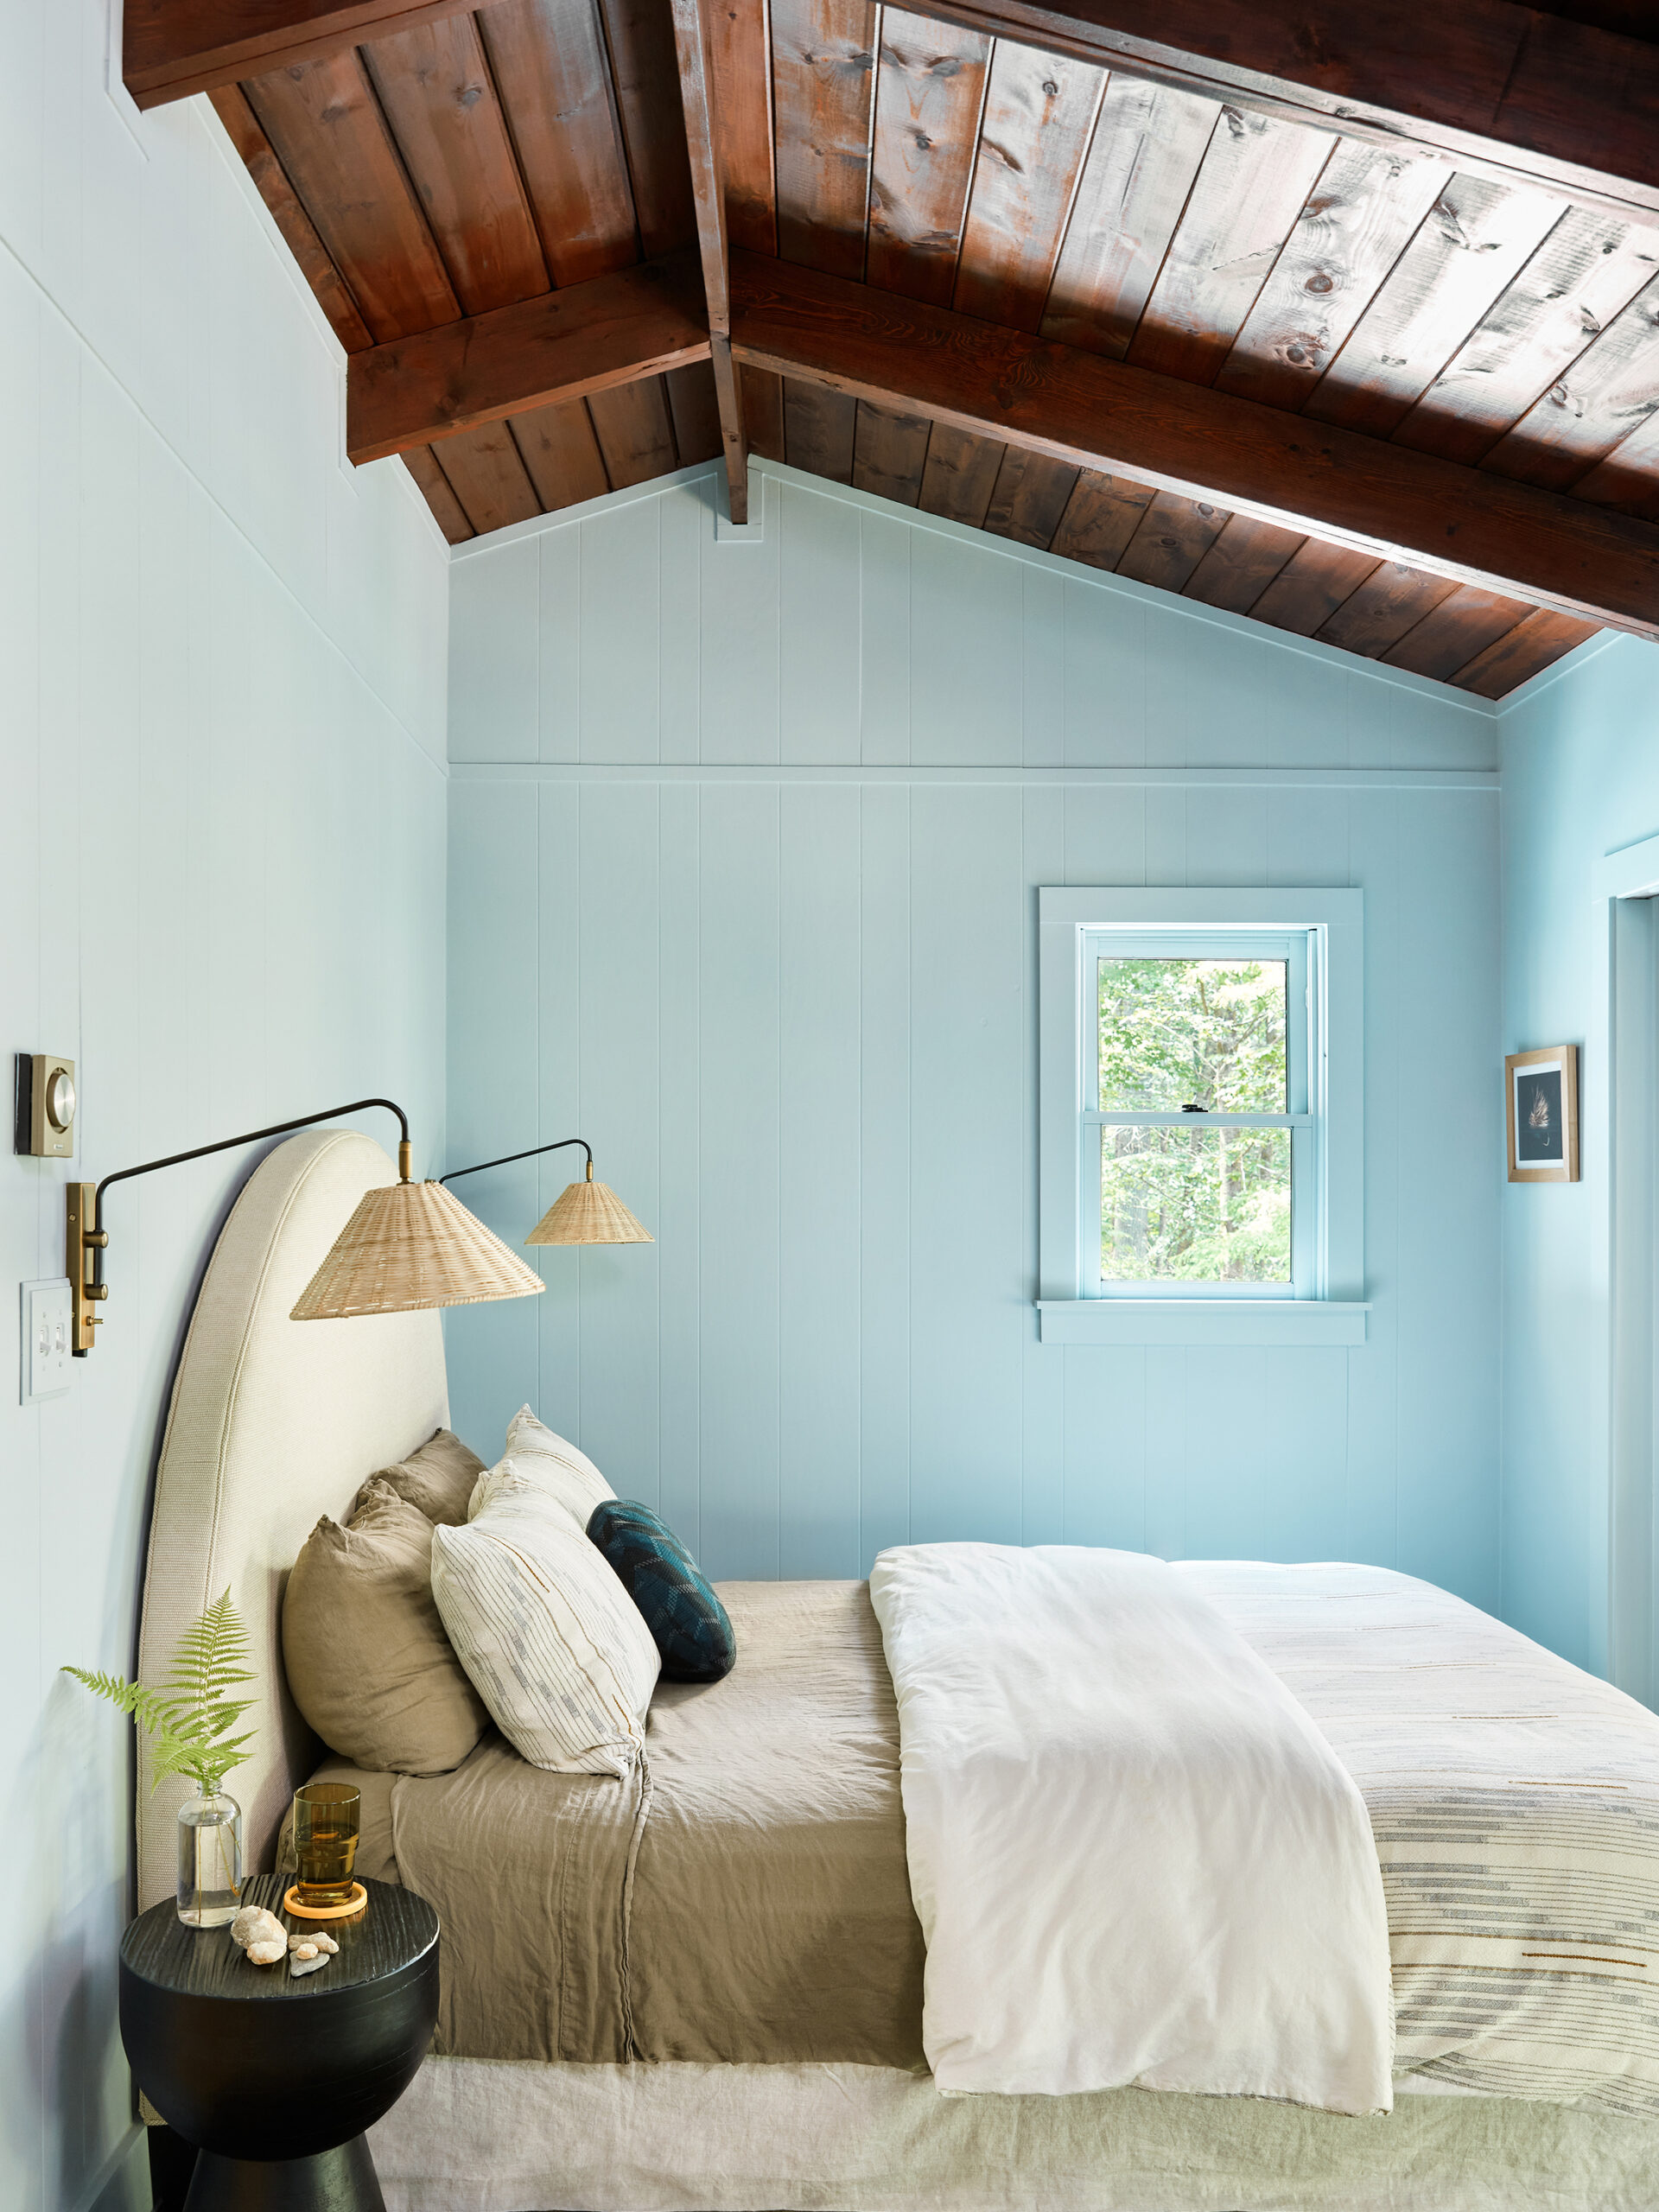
[1036,1300,1370,1346]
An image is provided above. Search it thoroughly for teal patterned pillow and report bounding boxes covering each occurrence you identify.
[587,1501,736,1683]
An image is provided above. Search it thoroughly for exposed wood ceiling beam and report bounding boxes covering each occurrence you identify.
[124,0,473,108]
[912,0,1659,221]
[345,255,709,466]
[669,0,749,524]
[726,248,1659,639]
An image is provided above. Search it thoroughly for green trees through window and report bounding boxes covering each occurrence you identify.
[1097,958,1291,1283]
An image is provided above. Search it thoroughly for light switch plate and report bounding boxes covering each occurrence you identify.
[22,1279,73,1404]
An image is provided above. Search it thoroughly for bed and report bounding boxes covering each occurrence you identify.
[137,1129,1659,2211]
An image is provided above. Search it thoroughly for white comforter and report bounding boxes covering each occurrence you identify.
[868,1543,1394,2113]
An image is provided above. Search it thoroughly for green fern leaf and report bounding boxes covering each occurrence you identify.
[61,1588,258,1796]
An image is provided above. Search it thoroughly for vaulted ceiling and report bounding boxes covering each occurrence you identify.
[128,0,1659,699]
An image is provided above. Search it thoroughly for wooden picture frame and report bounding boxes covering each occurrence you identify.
[1506,1046,1580,1184]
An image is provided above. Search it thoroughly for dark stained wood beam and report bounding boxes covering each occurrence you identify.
[727,247,1659,639]
[911,0,1659,221]
[346,255,709,465]
[669,0,749,523]
[124,0,473,109]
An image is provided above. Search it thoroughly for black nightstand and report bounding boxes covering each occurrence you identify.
[119,1872,439,2212]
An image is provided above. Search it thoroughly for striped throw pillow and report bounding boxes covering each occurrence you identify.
[467,1404,615,1530]
[431,1460,659,1775]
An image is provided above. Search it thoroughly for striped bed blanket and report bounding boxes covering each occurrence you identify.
[1179,1561,1659,2117]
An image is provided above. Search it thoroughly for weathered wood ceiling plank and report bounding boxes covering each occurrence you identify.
[1181,514,1305,611]
[1039,79,1216,359]
[1304,175,1569,437]
[432,417,543,529]
[918,422,1007,524]
[1124,105,1334,385]
[1391,207,1659,465]
[1246,542,1382,635]
[402,443,476,539]
[982,448,1081,546]
[1215,142,1450,410]
[782,378,861,478]
[244,49,461,340]
[665,361,727,462]
[1451,603,1601,694]
[476,0,643,286]
[1381,582,1533,677]
[598,0,699,254]
[1573,412,1659,519]
[742,365,789,459]
[728,247,1659,633]
[126,0,470,107]
[1114,491,1229,589]
[207,83,375,350]
[772,0,880,280]
[509,397,613,508]
[710,0,779,253]
[363,16,550,315]
[852,400,934,504]
[951,42,1103,331]
[1047,470,1155,567]
[883,0,1659,220]
[588,376,683,482]
[1482,270,1659,488]
[867,11,990,308]
[1314,561,1460,654]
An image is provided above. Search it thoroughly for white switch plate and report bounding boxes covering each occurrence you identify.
[21,1278,73,1404]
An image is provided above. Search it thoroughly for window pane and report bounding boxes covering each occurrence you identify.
[1101,1125,1291,1283]
[1097,957,1287,1113]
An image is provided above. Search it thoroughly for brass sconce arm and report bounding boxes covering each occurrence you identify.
[68,1098,414,1355]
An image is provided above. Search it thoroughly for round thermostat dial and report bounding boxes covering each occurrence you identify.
[46,1070,75,1130]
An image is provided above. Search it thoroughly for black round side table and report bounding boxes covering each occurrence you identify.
[119,1872,439,2212]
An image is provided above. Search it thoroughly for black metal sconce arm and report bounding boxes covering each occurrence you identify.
[439,1136,593,1188]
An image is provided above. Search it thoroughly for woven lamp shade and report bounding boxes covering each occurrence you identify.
[291,1179,545,1319]
[526,1179,654,1246]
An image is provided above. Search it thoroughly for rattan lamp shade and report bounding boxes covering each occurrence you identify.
[526,1179,654,1246]
[290,1179,545,1319]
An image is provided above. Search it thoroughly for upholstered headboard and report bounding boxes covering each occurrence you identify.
[136,1128,448,1911]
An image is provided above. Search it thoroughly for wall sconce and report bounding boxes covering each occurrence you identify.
[440,1137,653,1245]
[67,1098,544,1355]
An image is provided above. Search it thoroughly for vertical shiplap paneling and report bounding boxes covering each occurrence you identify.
[446,779,545,1456]
[538,524,582,762]
[859,785,913,1569]
[658,782,703,1549]
[779,785,863,1572]
[780,481,862,763]
[907,786,1027,1541]
[450,538,539,761]
[698,782,784,1574]
[535,783,584,1440]
[577,783,663,1500]
[448,465,1506,1617]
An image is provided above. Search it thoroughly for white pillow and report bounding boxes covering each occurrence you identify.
[431,1465,659,1775]
[467,1404,614,1529]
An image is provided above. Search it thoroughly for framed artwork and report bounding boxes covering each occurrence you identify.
[1506,1046,1580,1184]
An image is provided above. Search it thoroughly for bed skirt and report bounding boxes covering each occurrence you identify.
[366,2056,1659,2212]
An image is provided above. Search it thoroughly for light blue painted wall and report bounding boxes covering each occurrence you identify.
[447,461,1503,1603]
[1498,632,1659,1676]
[0,11,450,2207]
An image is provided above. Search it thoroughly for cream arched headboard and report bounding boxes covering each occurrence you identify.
[136,1128,449,1911]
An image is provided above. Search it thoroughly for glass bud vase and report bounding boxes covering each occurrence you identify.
[178,1788,243,1928]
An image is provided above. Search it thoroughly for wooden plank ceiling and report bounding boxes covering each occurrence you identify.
[191,0,1659,700]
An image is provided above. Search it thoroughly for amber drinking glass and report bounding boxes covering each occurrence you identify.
[292,1782,361,1908]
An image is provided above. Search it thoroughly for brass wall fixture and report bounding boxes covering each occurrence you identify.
[15,1053,77,1159]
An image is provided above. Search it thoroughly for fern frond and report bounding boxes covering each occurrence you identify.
[62,1589,257,1796]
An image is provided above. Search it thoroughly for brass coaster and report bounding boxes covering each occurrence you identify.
[283,1881,367,1922]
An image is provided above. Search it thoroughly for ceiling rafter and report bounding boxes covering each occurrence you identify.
[669,0,751,523]
[725,249,1659,639]
[909,0,1659,222]
[346,253,710,465]
[124,0,473,107]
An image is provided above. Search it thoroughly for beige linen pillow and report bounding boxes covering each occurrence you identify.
[283,1478,489,1776]
[433,1460,658,1775]
[358,1426,484,1527]
[467,1404,614,1528]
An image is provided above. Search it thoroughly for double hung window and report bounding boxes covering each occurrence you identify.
[1037,889,1364,1345]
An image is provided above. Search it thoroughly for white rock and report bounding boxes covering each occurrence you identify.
[292,1942,319,1961]
[231,1905,286,1952]
[289,1948,330,1977]
[313,1932,340,1954]
[246,1938,287,1967]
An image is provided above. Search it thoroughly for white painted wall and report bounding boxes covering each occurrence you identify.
[0,9,450,2208]
[447,462,1503,1610]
